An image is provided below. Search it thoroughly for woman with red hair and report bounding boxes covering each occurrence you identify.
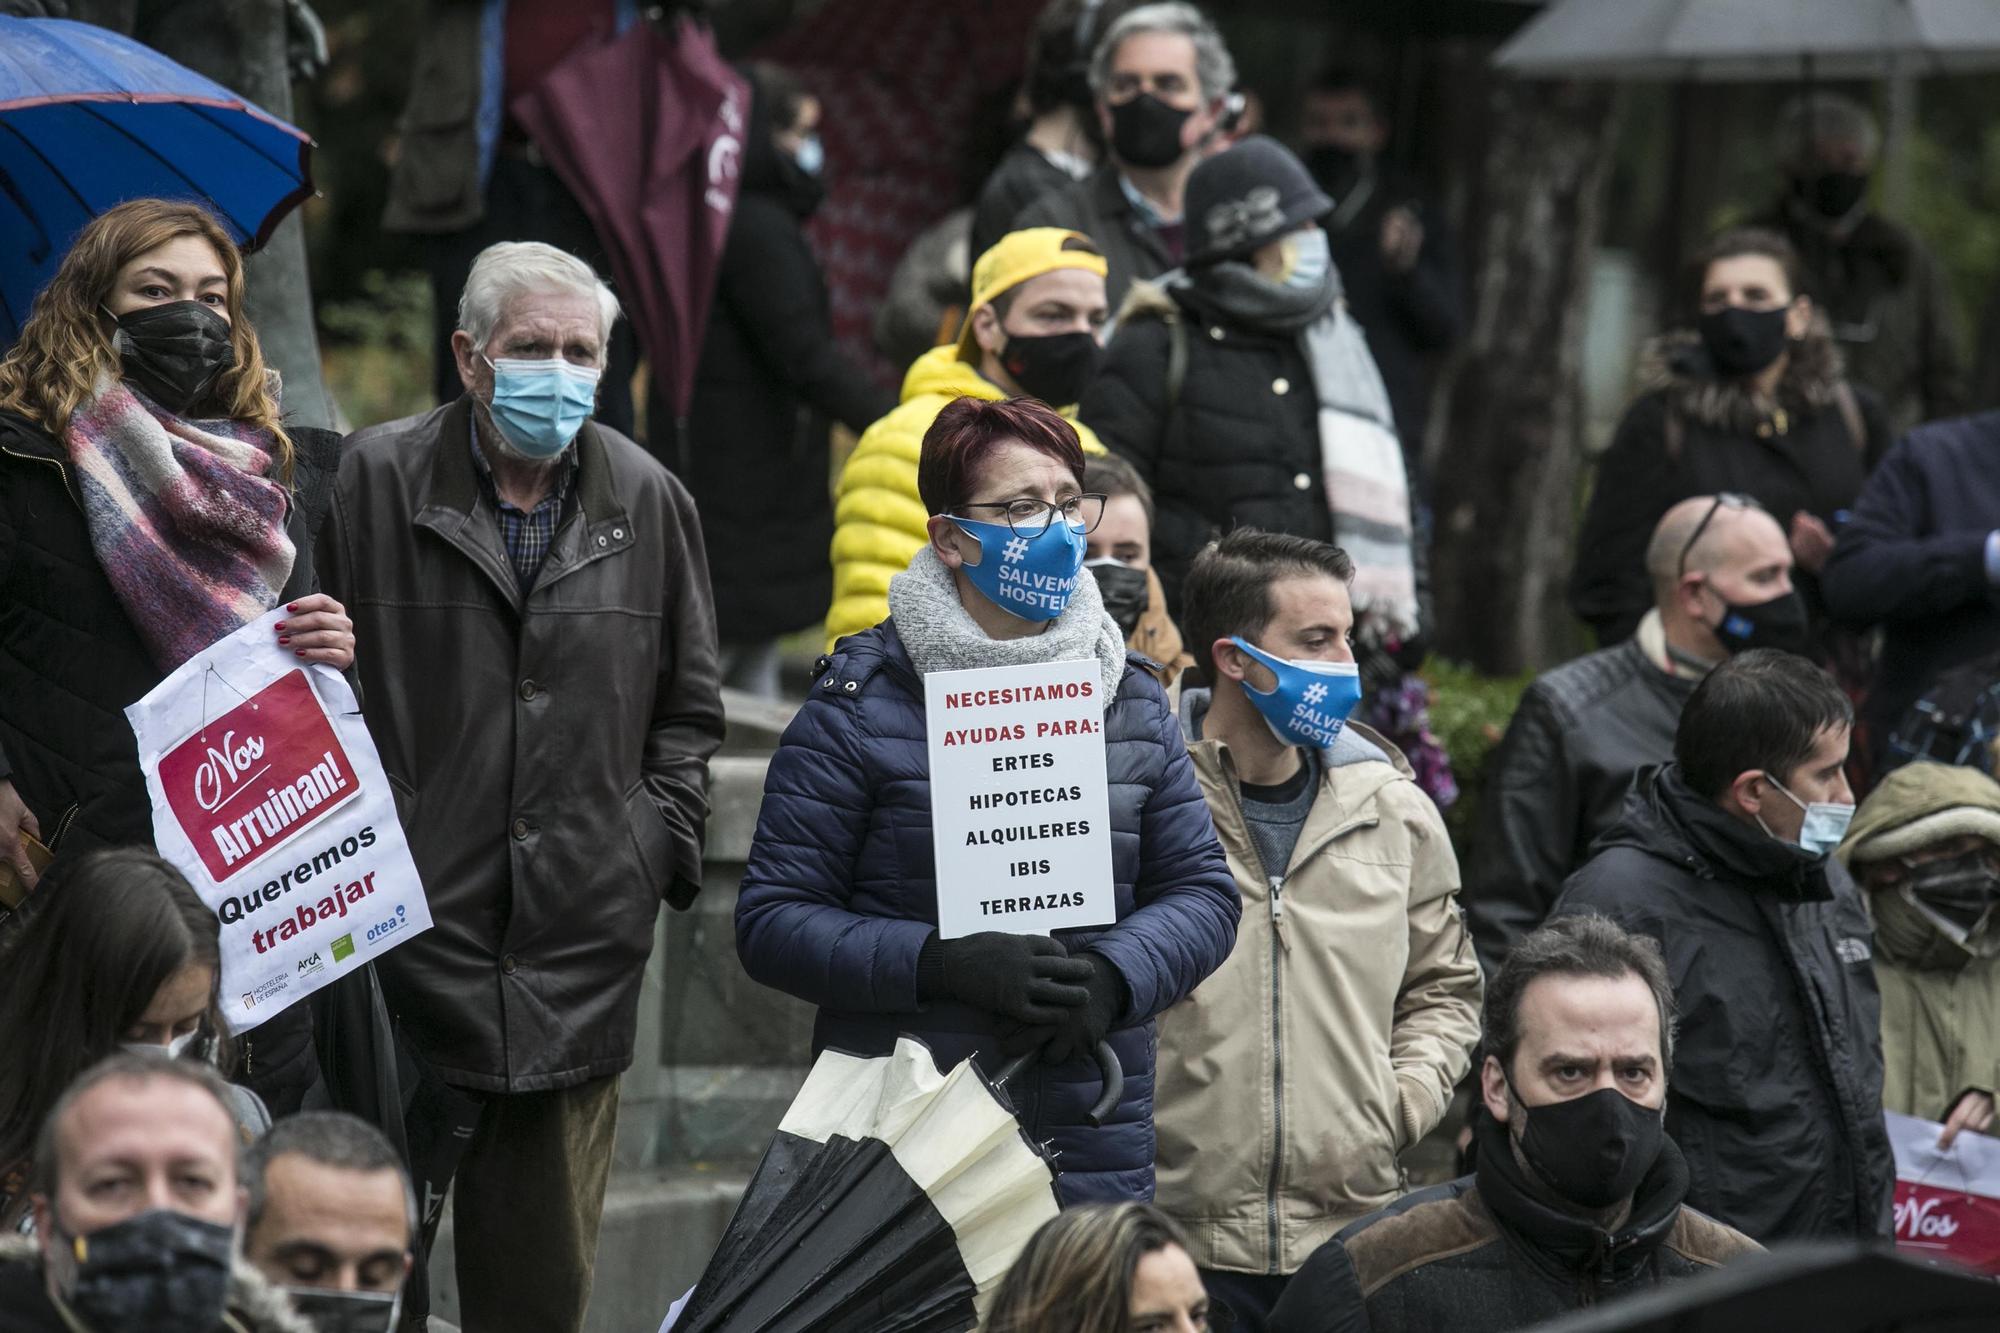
[736,394,1238,1204]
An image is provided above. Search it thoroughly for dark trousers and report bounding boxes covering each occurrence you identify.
[423,153,639,438]
[451,1074,621,1333]
[1201,1269,1293,1333]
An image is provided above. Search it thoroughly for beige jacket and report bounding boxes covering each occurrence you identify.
[1155,711,1484,1276]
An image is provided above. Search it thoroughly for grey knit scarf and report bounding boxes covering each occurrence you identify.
[888,545,1128,709]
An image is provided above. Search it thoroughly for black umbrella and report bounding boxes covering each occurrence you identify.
[1530,1242,2000,1333]
[672,1036,1122,1332]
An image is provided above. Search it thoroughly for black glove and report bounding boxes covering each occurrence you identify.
[916,931,1092,1025]
[1001,952,1127,1065]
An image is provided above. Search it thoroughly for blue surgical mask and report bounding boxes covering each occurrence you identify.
[1231,636,1363,749]
[483,355,600,459]
[794,134,825,177]
[1283,228,1331,291]
[949,513,1087,623]
[1758,774,1855,857]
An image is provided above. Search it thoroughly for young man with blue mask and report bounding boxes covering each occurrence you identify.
[1553,648,1893,1246]
[1152,528,1482,1332]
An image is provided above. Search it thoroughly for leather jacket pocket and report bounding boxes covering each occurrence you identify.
[624,782,675,900]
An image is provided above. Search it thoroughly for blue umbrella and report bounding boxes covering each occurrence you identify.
[0,17,313,339]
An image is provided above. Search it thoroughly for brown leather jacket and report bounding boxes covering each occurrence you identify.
[317,400,724,1093]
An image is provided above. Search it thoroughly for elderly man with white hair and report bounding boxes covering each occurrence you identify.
[317,240,723,1332]
[1751,91,1964,433]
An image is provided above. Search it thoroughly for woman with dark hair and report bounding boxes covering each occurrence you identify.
[663,61,893,696]
[984,1202,1212,1333]
[736,395,1237,1205]
[0,848,266,1230]
[1570,226,1893,648]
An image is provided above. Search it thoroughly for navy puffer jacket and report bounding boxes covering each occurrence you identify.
[736,621,1239,1203]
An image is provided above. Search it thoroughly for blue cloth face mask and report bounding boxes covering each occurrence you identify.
[1758,773,1855,857]
[794,133,825,176]
[1282,227,1331,292]
[950,513,1087,623]
[483,355,601,459]
[1231,636,1363,749]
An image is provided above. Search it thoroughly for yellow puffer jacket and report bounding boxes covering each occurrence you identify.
[825,345,1104,649]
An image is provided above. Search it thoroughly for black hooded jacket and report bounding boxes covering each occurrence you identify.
[660,68,893,642]
[1267,1112,1759,1333]
[1551,765,1894,1244]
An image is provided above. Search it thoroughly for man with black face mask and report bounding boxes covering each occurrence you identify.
[827,228,1112,647]
[1842,763,2000,1153]
[1268,915,1759,1333]
[1013,2,1235,311]
[1296,68,1460,486]
[0,1052,308,1333]
[1553,649,1895,1245]
[1751,92,1964,436]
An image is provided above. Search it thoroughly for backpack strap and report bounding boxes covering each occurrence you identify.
[1165,310,1188,414]
[1832,380,1866,455]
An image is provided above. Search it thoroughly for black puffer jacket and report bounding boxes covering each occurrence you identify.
[1081,281,1329,606]
[1268,1114,1759,1333]
[1552,765,1894,1244]
[1570,331,1891,646]
[0,408,339,1112]
[1462,633,1698,978]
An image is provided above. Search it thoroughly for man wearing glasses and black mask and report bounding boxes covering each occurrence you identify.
[1464,494,1799,974]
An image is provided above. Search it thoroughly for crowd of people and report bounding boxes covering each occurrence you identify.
[1,1,1999,1331]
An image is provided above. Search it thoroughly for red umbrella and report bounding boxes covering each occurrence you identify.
[510,15,749,425]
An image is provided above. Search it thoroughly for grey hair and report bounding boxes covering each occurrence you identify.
[1088,2,1236,103]
[1482,914,1677,1081]
[1775,92,1880,170]
[456,240,621,353]
[246,1111,417,1243]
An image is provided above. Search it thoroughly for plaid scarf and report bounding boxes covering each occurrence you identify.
[64,374,295,671]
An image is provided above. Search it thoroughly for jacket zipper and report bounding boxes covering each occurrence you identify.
[0,442,74,505]
[1219,774,1286,1275]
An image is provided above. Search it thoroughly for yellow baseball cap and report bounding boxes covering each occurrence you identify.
[955,227,1109,356]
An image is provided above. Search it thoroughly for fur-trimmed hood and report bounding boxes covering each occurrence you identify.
[1638,326,1851,436]
[0,1233,314,1333]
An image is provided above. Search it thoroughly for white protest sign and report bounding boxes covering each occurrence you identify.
[126,607,432,1032]
[925,657,1114,939]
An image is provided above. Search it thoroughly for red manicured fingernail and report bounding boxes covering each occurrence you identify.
[287,603,299,612]
[294,650,305,657]
[275,622,287,630]
[278,636,290,644]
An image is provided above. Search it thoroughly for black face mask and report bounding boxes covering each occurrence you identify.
[998,329,1102,408]
[1797,170,1870,221]
[1304,144,1363,196]
[1697,305,1791,378]
[1710,586,1809,656]
[110,300,237,415]
[52,1208,235,1333]
[1086,558,1149,636]
[1108,92,1193,169]
[1513,1085,1665,1210]
[283,1285,403,1333]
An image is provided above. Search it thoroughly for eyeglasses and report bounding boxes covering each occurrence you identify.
[954,494,1107,537]
[1677,492,1760,576]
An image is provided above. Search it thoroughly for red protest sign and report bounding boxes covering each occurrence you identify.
[155,671,361,880]
[1894,1182,2000,1273]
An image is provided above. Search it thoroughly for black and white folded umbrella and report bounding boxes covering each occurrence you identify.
[670,1035,1120,1332]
